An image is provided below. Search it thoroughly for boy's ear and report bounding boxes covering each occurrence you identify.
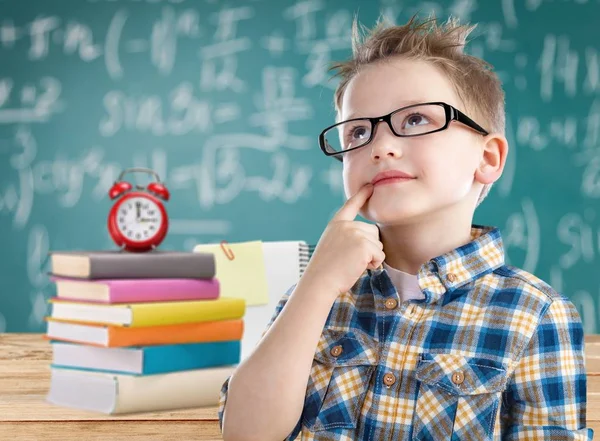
[474,133,509,185]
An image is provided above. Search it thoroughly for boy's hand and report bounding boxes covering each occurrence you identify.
[302,183,385,300]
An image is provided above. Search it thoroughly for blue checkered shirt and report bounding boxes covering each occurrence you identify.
[218,224,593,440]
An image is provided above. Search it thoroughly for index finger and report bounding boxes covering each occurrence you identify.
[332,183,374,222]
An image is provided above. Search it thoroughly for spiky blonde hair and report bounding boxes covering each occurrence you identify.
[328,14,505,207]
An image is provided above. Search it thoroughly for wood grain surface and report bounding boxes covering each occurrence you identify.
[2,333,600,440]
[0,333,224,440]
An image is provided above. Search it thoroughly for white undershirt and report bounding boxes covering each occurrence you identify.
[382,261,425,302]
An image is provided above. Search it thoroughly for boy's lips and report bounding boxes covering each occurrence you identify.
[373,177,415,186]
[371,169,416,186]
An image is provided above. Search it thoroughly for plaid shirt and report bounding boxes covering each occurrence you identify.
[218,224,593,440]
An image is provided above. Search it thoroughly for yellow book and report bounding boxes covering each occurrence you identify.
[48,297,246,327]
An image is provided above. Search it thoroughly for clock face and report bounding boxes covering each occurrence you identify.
[116,196,163,243]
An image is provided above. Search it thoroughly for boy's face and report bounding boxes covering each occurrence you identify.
[340,57,490,226]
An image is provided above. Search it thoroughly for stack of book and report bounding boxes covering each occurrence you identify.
[44,250,246,415]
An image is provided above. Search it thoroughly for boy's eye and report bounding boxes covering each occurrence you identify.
[351,126,369,139]
[391,105,445,135]
[403,113,430,128]
[342,123,371,149]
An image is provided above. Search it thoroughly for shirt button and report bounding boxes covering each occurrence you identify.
[330,345,343,357]
[451,371,464,385]
[384,298,398,310]
[383,372,396,387]
[447,273,457,283]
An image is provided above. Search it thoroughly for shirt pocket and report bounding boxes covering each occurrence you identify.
[412,352,509,441]
[302,328,379,432]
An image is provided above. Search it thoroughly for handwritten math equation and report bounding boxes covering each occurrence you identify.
[0,0,599,332]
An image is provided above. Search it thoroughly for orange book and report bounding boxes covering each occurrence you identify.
[44,317,244,347]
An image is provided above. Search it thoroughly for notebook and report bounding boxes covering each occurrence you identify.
[243,241,310,360]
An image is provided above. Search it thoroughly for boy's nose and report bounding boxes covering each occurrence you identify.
[369,119,405,161]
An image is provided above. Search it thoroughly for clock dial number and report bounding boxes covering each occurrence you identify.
[116,196,163,242]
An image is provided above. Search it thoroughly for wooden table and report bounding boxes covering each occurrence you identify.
[3,333,600,440]
[0,334,224,440]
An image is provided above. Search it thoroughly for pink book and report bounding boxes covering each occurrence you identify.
[50,276,220,304]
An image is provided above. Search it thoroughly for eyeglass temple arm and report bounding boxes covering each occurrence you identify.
[454,108,489,135]
[322,135,344,162]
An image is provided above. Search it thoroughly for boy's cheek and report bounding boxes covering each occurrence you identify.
[342,166,361,195]
[344,177,371,201]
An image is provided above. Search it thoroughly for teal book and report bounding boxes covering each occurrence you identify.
[50,340,240,375]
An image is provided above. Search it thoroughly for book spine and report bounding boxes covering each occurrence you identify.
[143,341,241,374]
[90,252,216,279]
[130,298,246,327]
[108,278,220,303]
[108,319,244,347]
[114,366,236,413]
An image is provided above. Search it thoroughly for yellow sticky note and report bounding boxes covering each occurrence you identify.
[193,241,268,306]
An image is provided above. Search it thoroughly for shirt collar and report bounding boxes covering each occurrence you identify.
[366,224,505,305]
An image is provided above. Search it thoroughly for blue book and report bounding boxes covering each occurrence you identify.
[50,340,240,375]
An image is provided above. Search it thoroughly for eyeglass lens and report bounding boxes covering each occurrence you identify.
[324,103,446,154]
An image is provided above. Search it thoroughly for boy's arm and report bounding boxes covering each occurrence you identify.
[217,283,297,437]
[217,278,338,441]
[501,297,594,440]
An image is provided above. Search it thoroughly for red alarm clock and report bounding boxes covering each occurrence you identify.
[107,168,170,252]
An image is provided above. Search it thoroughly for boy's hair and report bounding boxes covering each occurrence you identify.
[328,14,506,207]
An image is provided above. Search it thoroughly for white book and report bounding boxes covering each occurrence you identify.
[47,365,236,414]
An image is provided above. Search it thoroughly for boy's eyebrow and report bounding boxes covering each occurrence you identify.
[344,99,431,120]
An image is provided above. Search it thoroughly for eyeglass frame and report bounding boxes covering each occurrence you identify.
[318,101,490,162]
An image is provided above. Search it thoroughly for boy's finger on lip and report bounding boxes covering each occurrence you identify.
[334,182,375,220]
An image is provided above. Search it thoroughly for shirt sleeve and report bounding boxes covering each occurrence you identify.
[501,296,594,440]
[218,283,300,439]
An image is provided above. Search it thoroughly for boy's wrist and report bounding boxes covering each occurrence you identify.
[295,274,340,306]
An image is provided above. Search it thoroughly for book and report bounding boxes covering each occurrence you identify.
[47,365,235,414]
[44,318,244,347]
[50,276,220,304]
[50,340,241,375]
[48,297,246,327]
[49,250,215,280]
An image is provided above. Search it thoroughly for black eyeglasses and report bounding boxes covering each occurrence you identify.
[318,102,489,161]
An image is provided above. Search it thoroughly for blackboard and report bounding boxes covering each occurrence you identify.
[1,0,599,333]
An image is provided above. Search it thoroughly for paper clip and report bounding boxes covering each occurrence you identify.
[220,240,235,261]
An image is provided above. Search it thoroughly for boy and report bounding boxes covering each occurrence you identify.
[217,15,593,441]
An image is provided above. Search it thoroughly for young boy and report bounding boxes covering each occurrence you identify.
[217,15,593,441]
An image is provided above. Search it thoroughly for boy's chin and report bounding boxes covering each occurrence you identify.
[365,206,428,226]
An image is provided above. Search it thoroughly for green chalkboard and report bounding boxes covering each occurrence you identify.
[1,0,599,333]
